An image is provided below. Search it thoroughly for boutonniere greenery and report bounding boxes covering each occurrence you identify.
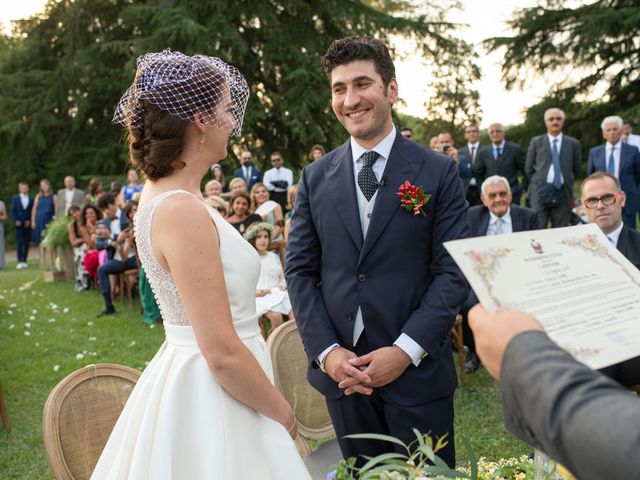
[397,180,430,217]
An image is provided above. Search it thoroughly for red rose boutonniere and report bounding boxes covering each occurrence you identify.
[396,181,430,217]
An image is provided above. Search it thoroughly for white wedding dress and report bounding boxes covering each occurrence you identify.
[92,190,310,479]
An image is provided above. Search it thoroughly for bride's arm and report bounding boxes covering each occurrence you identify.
[152,195,296,437]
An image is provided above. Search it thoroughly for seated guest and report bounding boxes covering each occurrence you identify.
[587,115,640,229]
[209,163,228,192]
[67,205,90,291]
[205,195,229,217]
[204,179,223,198]
[95,196,137,317]
[80,204,102,283]
[244,222,294,337]
[309,144,326,163]
[228,177,248,194]
[580,171,640,386]
[469,305,640,480]
[462,175,539,373]
[251,182,284,240]
[284,184,297,242]
[226,191,262,235]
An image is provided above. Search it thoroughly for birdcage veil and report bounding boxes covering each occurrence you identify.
[113,50,249,137]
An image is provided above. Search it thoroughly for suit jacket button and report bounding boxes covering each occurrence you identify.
[358,274,366,282]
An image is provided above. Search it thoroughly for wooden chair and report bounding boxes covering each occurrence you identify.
[451,314,465,383]
[0,382,9,429]
[119,268,139,306]
[43,364,141,480]
[267,321,340,475]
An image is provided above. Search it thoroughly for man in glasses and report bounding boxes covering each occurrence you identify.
[460,175,539,373]
[526,108,582,228]
[233,149,262,191]
[263,151,294,212]
[587,115,640,229]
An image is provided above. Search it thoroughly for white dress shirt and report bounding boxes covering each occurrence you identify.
[263,166,294,192]
[19,193,29,210]
[487,208,513,236]
[625,133,640,150]
[317,127,427,370]
[546,133,564,184]
[606,222,624,247]
[467,142,480,186]
[606,141,622,178]
[492,140,506,160]
[64,189,75,213]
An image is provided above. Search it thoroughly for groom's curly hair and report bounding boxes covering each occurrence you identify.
[323,36,396,88]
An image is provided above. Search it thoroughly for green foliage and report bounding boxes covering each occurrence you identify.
[0,0,475,205]
[42,216,71,248]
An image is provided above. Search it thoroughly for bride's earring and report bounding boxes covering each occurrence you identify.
[199,134,206,151]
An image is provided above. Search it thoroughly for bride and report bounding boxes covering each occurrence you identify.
[91,50,310,479]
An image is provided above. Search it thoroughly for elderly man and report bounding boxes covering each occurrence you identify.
[461,175,539,372]
[55,176,85,217]
[472,123,527,205]
[233,150,262,191]
[587,116,640,229]
[458,123,484,206]
[526,108,582,228]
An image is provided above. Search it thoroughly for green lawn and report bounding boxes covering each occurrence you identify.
[0,259,529,479]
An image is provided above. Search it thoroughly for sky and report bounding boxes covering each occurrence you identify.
[0,0,544,128]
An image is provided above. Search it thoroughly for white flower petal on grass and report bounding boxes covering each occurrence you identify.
[24,322,31,328]
[149,324,156,329]
[9,324,15,329]
[63,307,69,313]
[76,353,84,360]
[87,321,94,326]
[129,341,136,347]
[88,336,97,341]
[29,315,35,320]
[53,365,61,372]
[9,303,16,308]
[24,331,31,336]
[32,309,37,314]
[35,342,40,347]
[7,310,12,315]
[48,318,56,323]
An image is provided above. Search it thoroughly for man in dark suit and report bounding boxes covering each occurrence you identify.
[233,150,262,191]
[458,123,484,206]
[469,306,640,480]
[462,175,539,372]
[526,108,582,228]
[438,131,472,187]
[9,182,33,269]
[587,115,640,229]
[472,123,527,205]
[285,36,469,467]
[580,171,640,386]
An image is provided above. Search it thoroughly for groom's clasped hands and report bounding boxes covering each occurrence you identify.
[325,346,412,396]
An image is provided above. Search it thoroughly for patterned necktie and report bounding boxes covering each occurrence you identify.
[607,146,616,175]
[494,147,501,161]
[551,139,563,189]
[494,217,505,235]
[358,151,380,201]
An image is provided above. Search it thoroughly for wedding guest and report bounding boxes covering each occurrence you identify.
[458,123,484,206]
[10,182,33,269]
[227,190,262,235]
[80,204,102,284]
[473,123,527,205]
[622,120,640,149]
[55,175,85,217]
[67,205,89,291]
[204,179,223,198]
[429,135,440,150]
[251,182,284,240]
[526,108,582,228]
[210,163,228,192]
[469,305,640,480]
[228,177,248,194]
[438,131,472,185]
[244,222,293,337]
[461,175,539,373]
[284,184,298,242]
[205,195,229,217]
[587,115,640,229]
[117,168,144,209]
[400,127,413,140]
[263,151,294,213]
[85,177,103,205]
[233,149,262,190]
[0,199,6,269]
[139,266,161,325]
[309,144,326,162]
[109,180,122,198]
[31,179,57,245]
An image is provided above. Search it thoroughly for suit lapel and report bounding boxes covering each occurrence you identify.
[480,210,490,236]
[617,226,629,256]
[511,208,522,232]
[325,141,364,250]
[359,134,421,265]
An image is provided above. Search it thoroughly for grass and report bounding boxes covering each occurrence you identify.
[0,259,529,479]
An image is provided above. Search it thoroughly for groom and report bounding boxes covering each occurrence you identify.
[285,36,469,467]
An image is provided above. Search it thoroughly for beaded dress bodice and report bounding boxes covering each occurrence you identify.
[134,190,261,327]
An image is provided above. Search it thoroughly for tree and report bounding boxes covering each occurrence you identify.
[0,0,475,210]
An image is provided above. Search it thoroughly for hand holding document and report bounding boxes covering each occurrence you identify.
[445,224,640,369]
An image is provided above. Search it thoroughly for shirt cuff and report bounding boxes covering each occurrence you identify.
[394,333,427,367]
[316,343,340,372]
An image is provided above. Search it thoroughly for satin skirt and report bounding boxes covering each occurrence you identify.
[91,324,310,479]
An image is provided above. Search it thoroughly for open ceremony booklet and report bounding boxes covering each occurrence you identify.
[444,223,640,370]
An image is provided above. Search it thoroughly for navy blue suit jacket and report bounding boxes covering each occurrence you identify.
[468,204,540,237]
[233,165,262,191]
[587,143,640,215]
[285,133,470,405]
[10,194,33,223]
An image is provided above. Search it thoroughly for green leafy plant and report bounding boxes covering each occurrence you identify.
[42,216,71,248]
